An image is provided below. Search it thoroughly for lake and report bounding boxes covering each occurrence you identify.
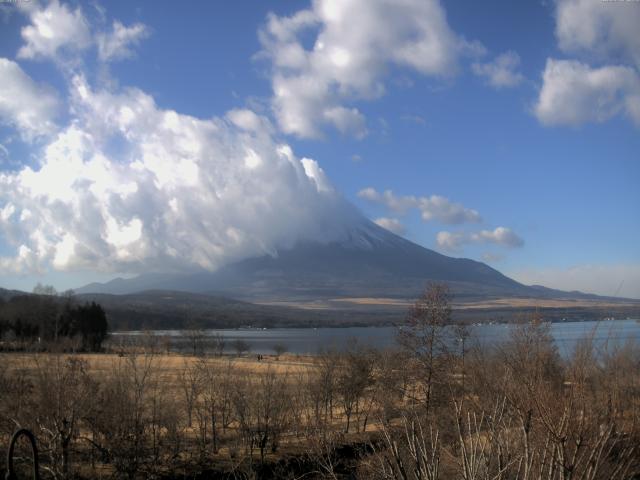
[113,319,640,357]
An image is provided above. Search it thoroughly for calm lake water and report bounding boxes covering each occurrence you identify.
[113,319,640,357]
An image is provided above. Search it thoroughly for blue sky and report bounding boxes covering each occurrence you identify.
[0,0,638,297]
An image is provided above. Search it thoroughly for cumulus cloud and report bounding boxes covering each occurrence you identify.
[1,1,369,277]
[0,73,357,275]
[323,106,368,138]
[0,58,60,140]
[555,0,640,68]
[225,108,275,135]
[418,196,482,224]
[470,227,524,247]
[374,217,405,235]
[435,231,466,252]
[97,21,150,62]
[436,227,524,252]
[17,1,148,65]
[472,50,524,88]
[534,59,640,127]
[510,263,640,300]
[18,0,91,60]
[358,187,481,224]
[259,0,475,138]
[357,188,416,214]
[535,0,640,128]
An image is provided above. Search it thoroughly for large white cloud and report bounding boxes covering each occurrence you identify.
[556,0,640,68]
[259,0,477,138]
[534,0,640,128]
[17,1,148,65]
[358,187,481,224]
[0,58,60,140]
[534,59,640,127]
[17,0,91,60]
[0,75,356,275]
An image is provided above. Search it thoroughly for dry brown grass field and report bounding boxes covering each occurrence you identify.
[2,351,317,377]
[0,348,391,478]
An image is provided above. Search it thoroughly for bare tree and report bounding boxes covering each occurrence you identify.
[371,348,409,425]
[183,322,205,356]
[84,353,158,479]
[32,283,58,296]
[377,414,441,480]
[313,348,338,427]
[179,359,201,428]
[336,341,374,433]
[194,358,236,454]
[232,338,251,357]
[232,368,291,466]
[31,356,94,479]
[397,282,452,413]
[211,332,226,356]
[272,343,288,359]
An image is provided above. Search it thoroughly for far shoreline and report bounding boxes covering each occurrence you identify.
[110,315,640,334]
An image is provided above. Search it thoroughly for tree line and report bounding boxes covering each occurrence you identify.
[0,284,108,352]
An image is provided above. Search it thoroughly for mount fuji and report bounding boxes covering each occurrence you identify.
[77,215,537,301]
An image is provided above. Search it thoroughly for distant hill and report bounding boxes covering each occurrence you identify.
[0,287,29,302]
[74,290,408,330]
[69,289,640,330]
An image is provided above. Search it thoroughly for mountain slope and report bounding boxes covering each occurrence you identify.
[0,287,27,302]
[77,217,534,300]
